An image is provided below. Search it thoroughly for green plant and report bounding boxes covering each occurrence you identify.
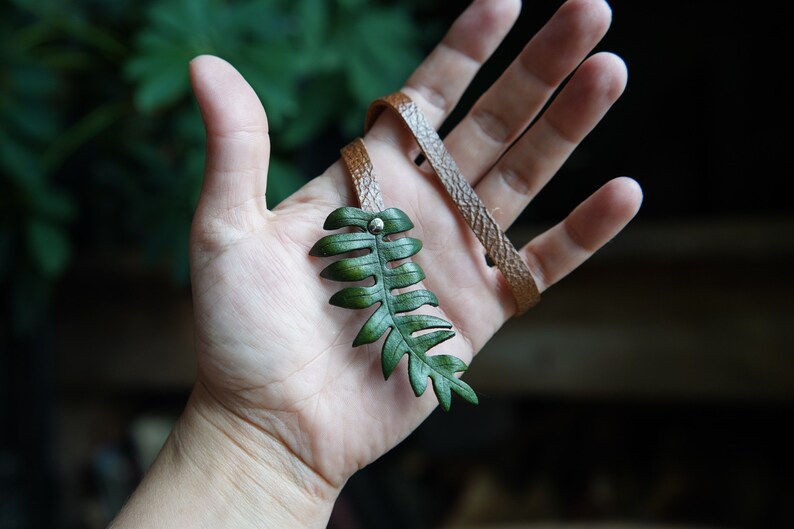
[0,11,76,333]
[310,207,479,411]
[1,0,434,337]
[126,0,425,203]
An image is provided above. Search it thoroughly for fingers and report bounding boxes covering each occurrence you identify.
[404,0,520,125]
[190,55,270,218]
[523,177,643,292]
[367,0,520,147]
[476,52,628,229]
[445,176,641,352]
[445,0,613,182]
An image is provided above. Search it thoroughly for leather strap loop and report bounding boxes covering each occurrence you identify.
[341,138,385,213]
[363,92,540,314]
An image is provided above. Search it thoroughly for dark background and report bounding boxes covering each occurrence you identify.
[2,1,792,528]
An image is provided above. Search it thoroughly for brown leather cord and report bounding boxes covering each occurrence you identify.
[363,92,540,315]
[341,138,385,213]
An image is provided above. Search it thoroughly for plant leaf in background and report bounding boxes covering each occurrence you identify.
[25,220,71,278]
[1,0,434,336]
[1,11,75,334]
[126,0,424,198]
[310,207,479,411]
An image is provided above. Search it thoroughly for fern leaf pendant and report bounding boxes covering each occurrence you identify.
[310,207,478,411]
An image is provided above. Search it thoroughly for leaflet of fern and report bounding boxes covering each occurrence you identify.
[310,207,478,411]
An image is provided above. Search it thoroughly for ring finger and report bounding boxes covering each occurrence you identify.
[475,51,628,229]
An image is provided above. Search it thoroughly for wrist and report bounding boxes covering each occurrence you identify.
[111,383,340,528]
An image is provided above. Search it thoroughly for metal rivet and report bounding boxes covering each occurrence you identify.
[368,217,384,234]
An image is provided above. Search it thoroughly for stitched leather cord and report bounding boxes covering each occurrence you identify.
[341,138,385,213]
[364,92,540,314]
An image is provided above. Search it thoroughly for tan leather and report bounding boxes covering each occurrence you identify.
[363,92,540,315]
[341,138,385,213]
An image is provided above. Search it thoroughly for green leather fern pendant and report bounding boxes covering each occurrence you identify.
[310,206,478,411]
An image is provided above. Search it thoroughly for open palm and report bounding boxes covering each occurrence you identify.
[186,0,641,494]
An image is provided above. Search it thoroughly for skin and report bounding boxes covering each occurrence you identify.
[110,0,643,527]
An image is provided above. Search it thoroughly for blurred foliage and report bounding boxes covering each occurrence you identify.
[1,0,433,337]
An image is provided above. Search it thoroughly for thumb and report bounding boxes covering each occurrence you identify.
[190,55,270,217]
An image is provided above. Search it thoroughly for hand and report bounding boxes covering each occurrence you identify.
[111,1,642,527]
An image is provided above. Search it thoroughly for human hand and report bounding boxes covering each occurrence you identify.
[111,1,642,527]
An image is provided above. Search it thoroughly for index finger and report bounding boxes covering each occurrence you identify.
[368,0,520,144]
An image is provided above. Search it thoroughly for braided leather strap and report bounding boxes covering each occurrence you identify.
[365,92,540,315]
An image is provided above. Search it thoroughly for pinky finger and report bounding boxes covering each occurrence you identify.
[523,177,643,292]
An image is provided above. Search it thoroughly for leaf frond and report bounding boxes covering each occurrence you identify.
[311,207,478,411]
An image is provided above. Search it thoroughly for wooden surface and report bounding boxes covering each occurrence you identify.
[54,255,196,392]
[54,217,794,400]
[442,525,718,529]
[471,217,794,400]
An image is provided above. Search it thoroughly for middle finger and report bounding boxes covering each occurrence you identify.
[443,0,613,184]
